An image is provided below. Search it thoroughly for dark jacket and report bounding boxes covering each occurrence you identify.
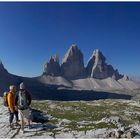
[15,89,31,109]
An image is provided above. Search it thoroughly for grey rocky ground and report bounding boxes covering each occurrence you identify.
[1,97,140,138]
[0,97,53,138]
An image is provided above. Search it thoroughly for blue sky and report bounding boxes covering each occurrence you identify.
[0,2,140,77]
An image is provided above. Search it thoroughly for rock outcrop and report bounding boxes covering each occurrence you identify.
[61,44,84,78]
[44,55,61,76]
[123,75,129,81]
[0,61,8,74]
[86,49,123,80]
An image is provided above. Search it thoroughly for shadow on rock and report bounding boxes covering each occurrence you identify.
[30,108,49,124]
[29,108,57,132]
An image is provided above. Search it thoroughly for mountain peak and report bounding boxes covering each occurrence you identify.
[49,54,59,63]
[93,49,106,64]
[71,44,78,49]
[61,44,84,78]
[86,49,122,80]
[44,55,61,76]
[93,49,100,54]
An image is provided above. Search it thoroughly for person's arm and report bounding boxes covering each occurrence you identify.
[7,94,14,113]
[27,91,31,106]
[14,92,18,106]
[14,92,19,111]
[28,92,31,106]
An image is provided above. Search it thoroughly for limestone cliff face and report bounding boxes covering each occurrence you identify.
[44,55,61,76]
[43,46,123,80]
[86,52,96,76]
[86,49,123,80]
[61,44,84,78]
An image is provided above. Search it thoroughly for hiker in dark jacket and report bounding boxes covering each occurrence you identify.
[15,82,31,133]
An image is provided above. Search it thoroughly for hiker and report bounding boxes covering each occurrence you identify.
[7,85,19,128]
[15,82,32,133]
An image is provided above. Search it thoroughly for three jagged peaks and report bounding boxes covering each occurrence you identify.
[0,44,139,97]
[0,44,125,80]
[43,44,123,80]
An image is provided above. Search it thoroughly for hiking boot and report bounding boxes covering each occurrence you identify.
[9,124,14,129]
[21,129,25,134]
[9,123,14,129]
[15,121,19,126]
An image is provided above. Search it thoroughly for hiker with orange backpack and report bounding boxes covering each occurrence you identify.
[7,85,19,128]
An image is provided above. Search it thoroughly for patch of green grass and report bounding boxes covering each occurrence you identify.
[133,88,140,93]
[83,105,108,112]
[66,121,94,132]
[113,102,128,110]
[130,113,140,122]
[121,119,133,127]
[66,121,117,131]
[94,122,117,129]
[45,106,81,121]
[66,121,78,130]
[31,101,48,111]
[131,106,140,112]
[91,112,111,121]
[34,131,44,137]
[76,126,94,133]
[31,100,115,122]
[48,108,109,122]
[48,119,58,124]
[50,129,61,138]
[31,99,140,131]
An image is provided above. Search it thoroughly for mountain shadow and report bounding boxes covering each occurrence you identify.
[26,84,132,101]
[0,75,132,101]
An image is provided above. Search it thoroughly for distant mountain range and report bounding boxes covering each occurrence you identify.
[0,44,139,100]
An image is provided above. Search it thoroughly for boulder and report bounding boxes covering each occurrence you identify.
[109,116,121,123]
[126,131,132,139]
[30,108,49,123]
[115,130,124,138]
[61,44,84,78]
[108,131,115,138]
[121,133,127,138]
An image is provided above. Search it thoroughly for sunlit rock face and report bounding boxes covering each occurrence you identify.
[86,49,123,80]
[61,44,84,78]
[44,55,61,76]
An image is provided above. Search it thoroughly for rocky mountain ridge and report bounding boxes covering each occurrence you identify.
[0,44,139,100]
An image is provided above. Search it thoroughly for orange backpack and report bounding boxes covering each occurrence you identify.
[3,92,8,107]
